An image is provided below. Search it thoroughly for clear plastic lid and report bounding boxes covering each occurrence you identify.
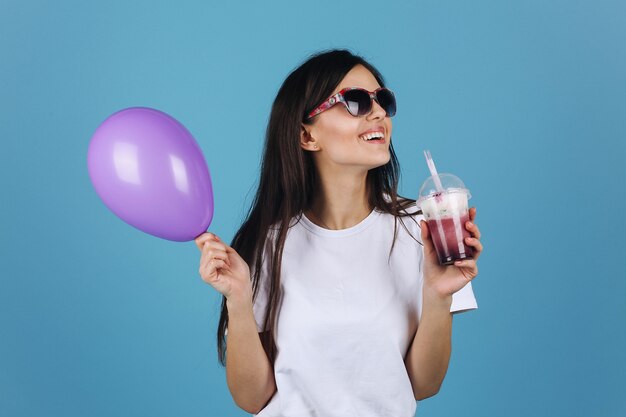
[417,173,471,205]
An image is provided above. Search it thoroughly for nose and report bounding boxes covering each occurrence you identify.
[367,99,386,120]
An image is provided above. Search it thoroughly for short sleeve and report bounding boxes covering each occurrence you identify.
[415,281,478,325]
[450,281,478,313]
[408,207,478,315]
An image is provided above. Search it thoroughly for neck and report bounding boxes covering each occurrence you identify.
[306,168,372,230]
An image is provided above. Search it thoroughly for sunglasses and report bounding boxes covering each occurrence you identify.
[306,87,397,119]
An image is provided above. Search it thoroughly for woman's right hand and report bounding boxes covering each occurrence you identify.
[195,232,252,304]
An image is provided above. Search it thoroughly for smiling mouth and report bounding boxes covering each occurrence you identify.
[358,131,385,142]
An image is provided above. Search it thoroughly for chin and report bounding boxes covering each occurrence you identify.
[377,152,392,165]
[368,155,391,170]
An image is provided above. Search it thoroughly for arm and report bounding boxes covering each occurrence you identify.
[226,297,277,414]
[406,208,483,400]
[404,291,453,400]
[195,232,277,413]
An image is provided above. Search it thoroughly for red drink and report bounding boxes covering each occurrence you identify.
[418,174,474,266]
[426,213,475,265]
[418,158,474,266]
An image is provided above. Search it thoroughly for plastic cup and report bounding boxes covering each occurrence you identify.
[417,173,474,265]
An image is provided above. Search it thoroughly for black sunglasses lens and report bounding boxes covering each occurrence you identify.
[376,89,396,117]
[343,89,372,116]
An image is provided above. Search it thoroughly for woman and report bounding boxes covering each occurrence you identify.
[195,49,483,416]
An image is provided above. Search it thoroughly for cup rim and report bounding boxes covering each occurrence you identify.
[416,187,471,208]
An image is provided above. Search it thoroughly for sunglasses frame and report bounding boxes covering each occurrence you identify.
[306,87,396,120]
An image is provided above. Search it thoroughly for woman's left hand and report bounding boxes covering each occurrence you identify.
[420,207,483,300]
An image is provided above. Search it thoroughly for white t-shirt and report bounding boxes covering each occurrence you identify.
[252,205,478,417]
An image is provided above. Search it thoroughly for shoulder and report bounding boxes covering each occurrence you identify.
[375,197,424,243]
[265,215,303,246]
[380,196,424,223]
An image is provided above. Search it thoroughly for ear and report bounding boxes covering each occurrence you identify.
[300,123,318,151]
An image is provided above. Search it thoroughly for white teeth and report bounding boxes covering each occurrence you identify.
[360,131,384,141]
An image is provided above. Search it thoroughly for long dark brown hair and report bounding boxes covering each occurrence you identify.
[217,49,420,366]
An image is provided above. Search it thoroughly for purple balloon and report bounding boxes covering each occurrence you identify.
[87,107,213,242]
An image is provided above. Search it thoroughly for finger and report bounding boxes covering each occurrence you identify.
[469,207,477,222]
[213,246,231,266]
[420,220,438,261]
[465,237,483,259]
[220,241,241,260]
[420,219,430,241]
[201,258,230,282]
[200,251,231,274]
[201,245,230,268]
[195,232,219,251]
[453,259,478,277]
[208,257,230,271]
[207,249,231,266]
[201,240,229,254]
[465,221,481,240]
[195,232,214,249]
[200,242,225,265]
[199,246,214,270]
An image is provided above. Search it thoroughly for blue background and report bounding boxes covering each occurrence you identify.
[1,1,625,416]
